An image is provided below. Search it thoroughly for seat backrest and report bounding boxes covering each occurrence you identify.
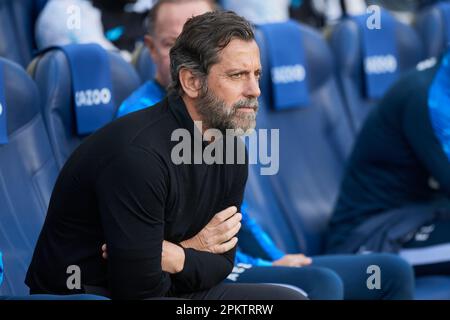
[0,57,58,296]
[329,12,424,131]
[243,163,302,254]
[243,22,354,256]
[416,2,450,59]
[0,0,40,67]
[30,46,140,168]
[132,43,157,84]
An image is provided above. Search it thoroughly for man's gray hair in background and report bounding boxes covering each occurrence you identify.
[146,0,218,35]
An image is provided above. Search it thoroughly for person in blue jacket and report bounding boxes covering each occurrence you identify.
[326,51,450,276]
[223,202,414,300]
[114,0,415,300]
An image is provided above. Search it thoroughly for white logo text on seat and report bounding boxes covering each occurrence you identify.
[75,88,111,107]
[364,55,398,75]
[272,64,306,84]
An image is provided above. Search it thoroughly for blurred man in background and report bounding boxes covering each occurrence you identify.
[117,0,215,116]
[327,52,450,277]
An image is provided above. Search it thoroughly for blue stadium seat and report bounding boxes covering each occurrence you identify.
[29,45,140,168]
[414,276,450,300]
[329,12,424,131]
[244,22,354,257]
[243,164,302,254]
[0,57,58,296]
[131,43,157,84]
[0,0,42,67]
[0,56,108,300]
[415,1,450,59]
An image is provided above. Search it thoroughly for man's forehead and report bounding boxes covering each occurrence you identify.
[217,39,261,69]
[155,1,213,33]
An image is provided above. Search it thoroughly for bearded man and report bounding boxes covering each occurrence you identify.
[25,10,307,301]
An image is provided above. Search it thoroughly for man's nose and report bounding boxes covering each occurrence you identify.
[244,75,261,99]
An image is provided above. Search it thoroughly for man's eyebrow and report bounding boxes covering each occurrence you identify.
[224,68,246,72]
[225,68,262,74]
[158,34,178,41]
[161,36,177,42]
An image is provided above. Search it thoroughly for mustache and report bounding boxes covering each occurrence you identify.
[233,98,259,110]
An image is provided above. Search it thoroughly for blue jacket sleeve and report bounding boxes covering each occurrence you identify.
[235,202,285,266]
[116,80,166,118]
[235,249,273,267]
[0,251,3,287]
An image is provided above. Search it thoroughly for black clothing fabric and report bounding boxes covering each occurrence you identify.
[78,283,308,300]
[177,283,308,300]
[26,94,248,299]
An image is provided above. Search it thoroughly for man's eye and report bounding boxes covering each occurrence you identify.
[230,73,243,79]
[160,39,175,48]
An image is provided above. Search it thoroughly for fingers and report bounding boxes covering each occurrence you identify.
[287,258,311,267]
[225,221,242,240]
[215,220,241,244]
[272,254,312,267]
[101,244,107,259]
[287,259,311,267]
[211,206,238,225]
[293,254,312,266]
[219,212,242,233]
[188,207,240,253]
[212,237,238,254]
[207,212,242,245]
[301,257,312,266]
[294,257,311,267]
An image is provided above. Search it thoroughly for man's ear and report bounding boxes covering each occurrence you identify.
[179,68,203,98]
[144,35,158,61]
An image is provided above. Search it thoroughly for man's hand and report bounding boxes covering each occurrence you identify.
[101,244,108,259]
[272,254,312,267]
[161,240,185,274]
[101,241,185,274]
[180,206,242,254]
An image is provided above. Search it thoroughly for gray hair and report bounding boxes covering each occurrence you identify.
[168,10,255,96]
[146,0,217,35]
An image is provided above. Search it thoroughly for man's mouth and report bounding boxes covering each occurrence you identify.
[236,106,257,113]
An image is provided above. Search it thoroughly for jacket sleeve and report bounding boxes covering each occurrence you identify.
[238,202,285,261]
[402,77,450,196]
[169,246,236,293]
[96,146,171,299]
[235,249,273,267]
